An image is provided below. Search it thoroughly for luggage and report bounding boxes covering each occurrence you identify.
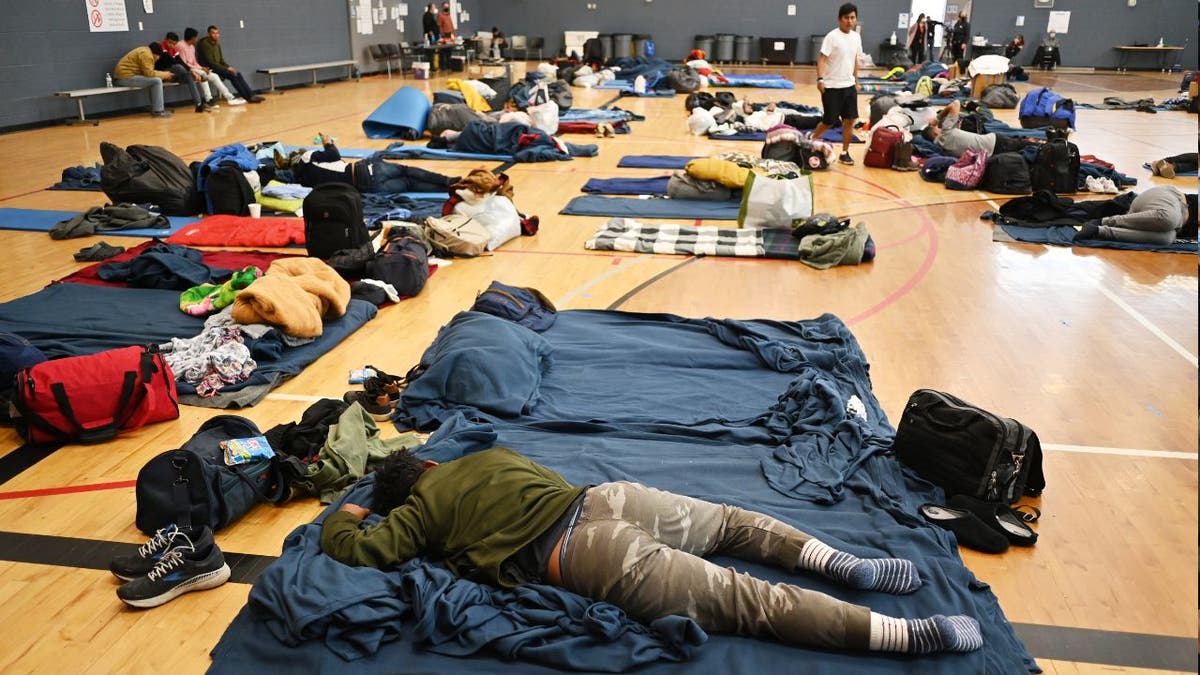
[665,67,702,93]
[666,172,733,201]
[365,233,429,297]
[303,183,369,259]
[424,213,491,257]
[864,125,904,168]
[945,148,989,189]
[914,75,934,96]
[205,164,255,216]
[13,345,179,445]
[135,415,290,534]
[1019,86,1076,129]
[980,152,1033,194]
[892,389,1045,504]
[99,142,203,216]
[981,83,1019,108]
[1030,139,1080,194]
[920,155,957,182]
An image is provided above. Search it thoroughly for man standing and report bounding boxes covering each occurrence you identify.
[179,28,245,106]
[113,43,179,117]
[197,25,264,103]
[950,11,971,63]
[810,3,863,166]
[422,4,439,46]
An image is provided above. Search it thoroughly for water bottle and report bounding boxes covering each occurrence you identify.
[890,31,897,46]
[1157,37,1164,47]
[105,73,113,88]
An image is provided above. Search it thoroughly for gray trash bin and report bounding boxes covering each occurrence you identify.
[633,35,652,58]
[715,34,735,62]
[694,35,715,58]
[613,34,633,59]
[598,34,613,62]
[734,36,753,63]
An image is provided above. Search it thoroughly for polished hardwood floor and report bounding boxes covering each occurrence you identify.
[0,63,1195,674]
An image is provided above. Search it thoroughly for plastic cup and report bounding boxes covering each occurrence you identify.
[247,203,262,219]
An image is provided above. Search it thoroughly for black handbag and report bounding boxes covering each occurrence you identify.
[892,389,1045,503]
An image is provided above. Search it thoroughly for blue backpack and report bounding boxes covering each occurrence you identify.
[470,281,557,331]
[1019,87,1076,129]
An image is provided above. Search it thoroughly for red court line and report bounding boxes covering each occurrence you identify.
[0,479,136,501]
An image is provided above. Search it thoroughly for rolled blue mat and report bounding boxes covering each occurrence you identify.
[363,86,432,140]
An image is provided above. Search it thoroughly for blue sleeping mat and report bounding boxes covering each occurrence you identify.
[560,195,741,220]
[277,145,379,159]
[617,155,699,169]
[209,309,1038,674]
[1142,162,1199,177]
[581,176,670,195]
[378,144,512,161]
[998,223,1198,253]
[362,86,432,140]
[594,81,678,96]
[712,128,863,143]
[0,208,199,237]
[716,74,795,89]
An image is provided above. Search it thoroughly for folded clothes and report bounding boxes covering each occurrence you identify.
[231,258,351,338]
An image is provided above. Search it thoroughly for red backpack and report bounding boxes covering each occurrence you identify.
[865,125,904,168]
[13,345,179,444]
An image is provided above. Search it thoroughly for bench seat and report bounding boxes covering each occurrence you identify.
[54,82,179,125]
[255,60,357,92]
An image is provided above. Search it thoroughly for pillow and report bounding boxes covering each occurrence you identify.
[399,311,553,423]
[685,158,751,188]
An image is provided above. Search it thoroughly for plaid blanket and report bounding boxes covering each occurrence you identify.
[585,218,801,259]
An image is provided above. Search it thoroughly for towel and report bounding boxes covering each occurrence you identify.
[231,258,350,337]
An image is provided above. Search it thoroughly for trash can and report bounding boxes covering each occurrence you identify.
[693,35,715,59]
[633,35,653,58]
[734,35,753,63]
[809,34,825,64]
[599,34,613,62]
[613,34,633,59]
[715,34,735,62]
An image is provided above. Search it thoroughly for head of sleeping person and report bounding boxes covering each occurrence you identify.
[922,125,941,142]
[371,448,438,513]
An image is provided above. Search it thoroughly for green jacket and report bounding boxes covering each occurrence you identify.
[196,36,228,69]
[321,447,586,587]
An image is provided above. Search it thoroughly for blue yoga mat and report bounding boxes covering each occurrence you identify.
[998,223,1198,253]
[594,82,677,97]
[278,145,379,159]
[362,86,432,140]
[1142,162,1199,177]
[0,208,200,238]
[581,176,670,195]
[379,145,512,161]
[716,74,795,89]
[617,155,699,169]
[560,195,741,220]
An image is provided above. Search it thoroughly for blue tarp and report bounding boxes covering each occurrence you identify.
[0,208,199,237]
[209,309,1038,674]
[560,195,741,220]
[998,223,1198,253]
[617,155,699,169]
[581,176,670,195]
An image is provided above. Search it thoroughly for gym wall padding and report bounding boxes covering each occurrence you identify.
[362,86,432,140]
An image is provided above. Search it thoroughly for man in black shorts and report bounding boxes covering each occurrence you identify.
[810,3,863,165]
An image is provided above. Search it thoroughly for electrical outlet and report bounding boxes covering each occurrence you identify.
[239,19,245,29]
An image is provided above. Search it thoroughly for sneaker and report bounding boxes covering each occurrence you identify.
[115,534,230,608]
[1085,176,1103,193]
[1151,159,1176,179]
[227,97,248,106]
[110,524,198,580]
[195,103,214,113]
[363,365,405,401]
[839,151,855,166]
[343,389,395,421]
[248,95,266,103]
[151,110,173,118]
[1099,177,1120,194]
[204,99,220,109]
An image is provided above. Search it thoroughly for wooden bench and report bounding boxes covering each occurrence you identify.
[255,60,358,93]
[54,82,179,125]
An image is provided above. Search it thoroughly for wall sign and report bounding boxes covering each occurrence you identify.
[85,0,129,32]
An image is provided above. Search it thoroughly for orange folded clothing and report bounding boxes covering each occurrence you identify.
[231,258,350,337]
[166,214,306,247]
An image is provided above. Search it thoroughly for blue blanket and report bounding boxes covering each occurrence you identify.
[560,195,741,220]
[560,108,637,123]
[998,223,1198,253]
[714,74,795,89]
[617,155,699,169]
[0,208,200,238]
[377,144,512,162]
[210,309,1037,674]
[581,176,670,195]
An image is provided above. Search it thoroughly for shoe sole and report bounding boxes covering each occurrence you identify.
[118,563,231,608]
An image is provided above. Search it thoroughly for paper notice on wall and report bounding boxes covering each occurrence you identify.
[1047,11,1070,34]
[399,3,408,16]
[1015,15,1024,26]
[86,0,129,32]
[143,0,153,13]
[787,4,796,16]
[356,0,373,34]
[397,18,403,31]
[898,13,909,29]
[460,12,469,22]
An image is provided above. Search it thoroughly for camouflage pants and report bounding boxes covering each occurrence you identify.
[559,481,871,649]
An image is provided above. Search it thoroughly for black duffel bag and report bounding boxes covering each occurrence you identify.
[365,233,429,297]
[135,415,293,534]
[892,389,1045,504]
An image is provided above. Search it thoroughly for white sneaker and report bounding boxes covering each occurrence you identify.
[1084,176,1102,192]
[1100,177,1120,193]
[227,97,247,106]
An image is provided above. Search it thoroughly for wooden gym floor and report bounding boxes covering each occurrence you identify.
[0,63,1194,674]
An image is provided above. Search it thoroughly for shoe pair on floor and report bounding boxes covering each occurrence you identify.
[1150,159,1177,179]
[594,122,616,138]
[343,365,406,420]
[920,494,1040,553]
[111,524,231,608]
[1084,175,1120,194]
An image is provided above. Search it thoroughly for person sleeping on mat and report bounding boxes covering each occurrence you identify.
[321,446,985,656]
[1075,186,1196,244]
[289,133,458,193]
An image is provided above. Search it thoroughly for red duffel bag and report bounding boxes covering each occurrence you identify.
[13,345,179,444]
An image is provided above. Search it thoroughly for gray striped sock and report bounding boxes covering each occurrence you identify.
[798,540,921,594]
[869,614,983,654]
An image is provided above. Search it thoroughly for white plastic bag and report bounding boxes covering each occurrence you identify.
[453,193,521,250]
[633,75,646,94]
[738,172,814,229]
[528,100,560,135]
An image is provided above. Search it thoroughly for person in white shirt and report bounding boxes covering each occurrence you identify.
[810,3,863,165]
[180,27,245,105]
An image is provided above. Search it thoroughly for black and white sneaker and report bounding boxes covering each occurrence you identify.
[839,151,855,166]
[116,536,230,608]
[109,524,209,581]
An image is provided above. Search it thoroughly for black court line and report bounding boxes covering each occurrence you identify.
[492,161,516,173]
[0,443,63,486]
[0,528,1194,670]
[598,92,624,110]
[606,257,700,311]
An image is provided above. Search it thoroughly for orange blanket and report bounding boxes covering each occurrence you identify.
[166,215,306,247]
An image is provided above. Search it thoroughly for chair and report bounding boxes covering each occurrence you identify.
[387,43,412,74]
[526,37,545,61]
[368,44,394,77]
[507,35,527,61]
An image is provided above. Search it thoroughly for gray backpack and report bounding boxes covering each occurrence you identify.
[424,214,490,257]
[981,83,1019,109]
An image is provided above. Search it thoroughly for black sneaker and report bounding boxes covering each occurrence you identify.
[363,365,405,402]
[116,535,230,608]
[839,152,855,166]
[343,389,395,421]
[110,524,206,581]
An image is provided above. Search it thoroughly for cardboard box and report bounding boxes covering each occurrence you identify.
[971,73,1005,99]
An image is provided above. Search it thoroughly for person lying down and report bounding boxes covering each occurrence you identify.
[321,446,984,656]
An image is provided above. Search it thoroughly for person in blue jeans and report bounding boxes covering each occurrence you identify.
[291,133,457,193]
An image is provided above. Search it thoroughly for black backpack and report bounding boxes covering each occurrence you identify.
[99,142,203,216]
[205,163,255,216]
[980,152,1032,194]
[892,389,1045,504]
[135,415,293,534]
[365,233,429,297]
[1030,139,1080,194]
[303,183,369,259]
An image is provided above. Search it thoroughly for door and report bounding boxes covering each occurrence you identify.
[910,0,947,47]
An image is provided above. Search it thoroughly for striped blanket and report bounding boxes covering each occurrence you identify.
[585,218,801,259]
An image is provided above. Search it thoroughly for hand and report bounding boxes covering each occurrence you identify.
[163,72,175,81]
[319,133,333,145]
[228,66,237,74]
[193,72,202,82]
[855,82,862,92]
[817,82,825,94]
[339,503,371,519]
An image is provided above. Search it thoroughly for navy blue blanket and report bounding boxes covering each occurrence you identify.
[998,223,1198,253]
[560,195,741,220]
[617,155,698,169]
[581,176,670,195]
[211,309,1037,673]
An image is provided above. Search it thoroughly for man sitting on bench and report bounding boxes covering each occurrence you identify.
[153,33,214,112]
[197,25,264,103]
[113,42,202,117]
[179,28,245,106]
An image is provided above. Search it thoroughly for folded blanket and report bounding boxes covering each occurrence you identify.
[232,258,350,337]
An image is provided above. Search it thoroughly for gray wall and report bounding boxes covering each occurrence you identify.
[472,0,1196,71]
[0,0,350,129]
[350,2,485,75]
